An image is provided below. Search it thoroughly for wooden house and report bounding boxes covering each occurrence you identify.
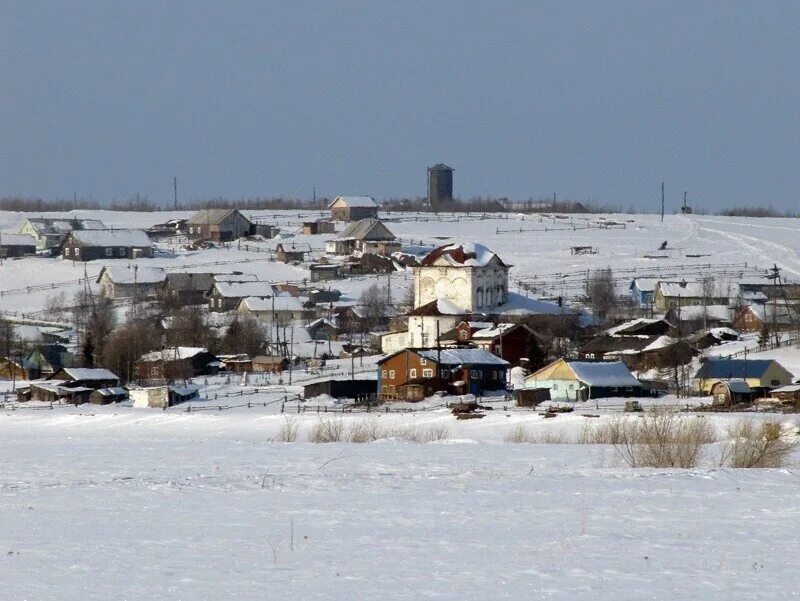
[325,219,395,255]
[665,305,732,334]
[218,354,253,373]
[694,359,793,394]
[302,219,336,235]
[162,272,216,306]
[186,209,254,242]
[251,355,289,373]
[328,196,379,221]
[308,288,342,305]
[17,382,94,404]
[309,264,341,282]
[440,321,538,366]
[377,348,509,400]
[21,344,75,379]
[305,318,339,341]
[524,359,645,402]
[237,295,310,324]
[96,265,167,299]
[0,358,26,380]
[654,280,731,312]
[209,280,274,312]
[135,347,221,382]
[275,242,310,263]
[48,367,120,390]
[733,304,796,333]
[61,229,153,261]
[18,217,106,251]
[629,278,659,308]
[0,233,36,257]
[769,384,800,405]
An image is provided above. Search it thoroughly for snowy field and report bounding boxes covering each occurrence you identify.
[2,209,800,598]
[1,410,799,600]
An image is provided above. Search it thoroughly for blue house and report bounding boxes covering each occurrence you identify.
[630,278,658,308]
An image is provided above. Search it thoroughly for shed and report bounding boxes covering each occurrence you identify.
[251,355,289,373]
[89,387,129,405]
[275,243,310,263]
[710,380,752,406]
[302,220,336,235]
[0,233,36,257]
[328,196,379,222]
[309,264,341,282]
[303,377,377,400]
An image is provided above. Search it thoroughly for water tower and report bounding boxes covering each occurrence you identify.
[427,163,454,210]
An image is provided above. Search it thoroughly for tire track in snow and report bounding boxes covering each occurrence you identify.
[692,223,800,277]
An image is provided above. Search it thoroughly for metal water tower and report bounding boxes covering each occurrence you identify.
[427,163,454,210]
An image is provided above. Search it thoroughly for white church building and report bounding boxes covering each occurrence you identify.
[380,243,511,353]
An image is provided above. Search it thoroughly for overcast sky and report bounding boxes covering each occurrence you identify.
[2,1,799,211]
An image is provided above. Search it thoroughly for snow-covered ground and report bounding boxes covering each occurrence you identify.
[1,409,799,600]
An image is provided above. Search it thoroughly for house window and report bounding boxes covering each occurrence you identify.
[381,370,387,378]
[771,380,780,386]
[422,368,433,378]
[409,368,417,379]
[440,369,449,378]
[389,370,395,379]
[459,330,469,340]
[119,248,126,257]
[470,369,479,378]
[64,248,71,256]
[74,248,80,258]
[105,248,113,257]
[420,358,427,365]
[553,383,559,390]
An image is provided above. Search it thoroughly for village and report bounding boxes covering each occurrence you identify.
[2,167,800,420]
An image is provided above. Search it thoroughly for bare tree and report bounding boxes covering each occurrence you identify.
[221,316,268,356]
[584,268,616,322]
[359,283,389,331]
[101,321,160,384]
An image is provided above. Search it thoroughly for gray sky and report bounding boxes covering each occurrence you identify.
[2,1,799,211]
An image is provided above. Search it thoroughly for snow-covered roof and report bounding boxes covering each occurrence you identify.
[213,273,259,283]
[695,359,782,380]
[567,361,641,387]
[420,242,506,268]
[139,347,209,362]
[98,265,167,284]
[0,233,35,246]
[94,387,128,396]
[604,318,663,336]
[640,335,676,352]
[717,379,751,394]
[240,295,304,312]
[630,278,659,292]
[69,229,152,247]
[471,323,523,339]
[670,305,732,322]
[492,292,573,317]
[213,281,275,298]
[407,298,466,316]
[415,348,509,366]
[741,304,794,325]
[335,218,395,241]
[657,281,731,298]
[329,196,378,208]
[772,384,800,393]
[186,209,249,225]
[61,367,118,381]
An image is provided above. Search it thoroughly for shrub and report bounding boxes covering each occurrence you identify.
[720,420,798,468]
[389,424,450,443]
[277,417,299,442]
[308,418,345,443]
[578,419,626,445]
[505,424,534,443]
[347,419,385,443]
[504,424,570,444]
[613,410,716,468]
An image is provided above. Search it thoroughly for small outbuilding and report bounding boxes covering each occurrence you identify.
[709,380,752,406]
[328,196,379,222]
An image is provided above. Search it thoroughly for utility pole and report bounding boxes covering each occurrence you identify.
[660,182,665,223]
[173,176,178,211]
